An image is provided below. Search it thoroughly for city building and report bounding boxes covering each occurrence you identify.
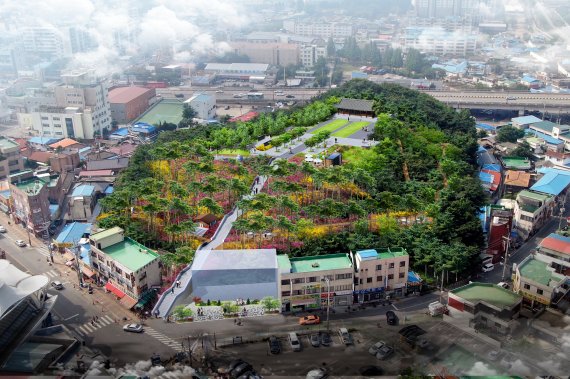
[68,184,96,221]
[528,121,570,151]
[9,177,51,237]
[203,63,270,80]
[504,170,531,194]
[278,254,354,312]
[513,190,555,240]
[283,19,354,38]
[414,0,492,21]
[0,137,25,180]
[21,26,66,59]
[513,254,567,308]
[353,248,409,302]
[108,86,156,124]
[446,282,522,336]
[190,249,279,303]
[530,168,570,197]
[49,150,80,173]
[511,115,542,129]
[53,70,112,137]
[229,43,299,66]
[184,94,216,121]
[400,27,477,57]
[29,106,98,140]
[89,227,161,308]
[486,207,513,262]
[300,44,327,67]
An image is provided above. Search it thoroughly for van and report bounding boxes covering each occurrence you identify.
[288,332,301,351]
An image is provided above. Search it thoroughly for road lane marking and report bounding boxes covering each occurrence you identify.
[64,314,79,321]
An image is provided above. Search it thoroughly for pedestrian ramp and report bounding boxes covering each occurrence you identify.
[76,315,115,336]
[145,327,184,352]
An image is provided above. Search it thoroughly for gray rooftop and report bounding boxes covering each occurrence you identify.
[192,249,278,271]
[336,98,374,112]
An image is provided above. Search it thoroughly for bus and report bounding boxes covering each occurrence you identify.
[247,92,264,99]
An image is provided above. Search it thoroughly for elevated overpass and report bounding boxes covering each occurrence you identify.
[426,91,570,115]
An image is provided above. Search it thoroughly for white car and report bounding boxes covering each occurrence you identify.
[497,282,509,289]
[0,225,6,233]
[15,240,26,247]
[123,323,144,333]
[482,263,494,272]
[215,90,224,93]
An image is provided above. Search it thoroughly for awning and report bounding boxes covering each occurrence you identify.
[135,290,157,309]
[81,266,95,278]
[105,282,125,298]
[120,295,138,309]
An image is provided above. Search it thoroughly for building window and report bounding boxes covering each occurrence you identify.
[399,272,405,278]
[388,274,394,280]
[389,263,395,269]
[281,279,290,285]
[376,264,382,270]
[524,283,530,290]
[377,276,383,282]
[366,277,373,283]
[336,273,352,280]
[292,290,303,295]
[359,279,362,284]
[307,276,318,283]
[400,261,406,267]
[293,278,305,284]
[281,291,291,297]
[537,288,544,295]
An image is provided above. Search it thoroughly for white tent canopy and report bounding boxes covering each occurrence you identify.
[0,260,48,317]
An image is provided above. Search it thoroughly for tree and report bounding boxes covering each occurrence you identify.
[261,296,280,312]
[173,305,193,320]
[404,48,426,72]
[496,125,525,143]
[511,141,534,159]
[326,37,336,57]
[179,104,197,128]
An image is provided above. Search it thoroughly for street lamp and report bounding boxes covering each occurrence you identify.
[320,277,330,331]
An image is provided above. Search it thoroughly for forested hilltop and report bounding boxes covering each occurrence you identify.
[100,79,487,283]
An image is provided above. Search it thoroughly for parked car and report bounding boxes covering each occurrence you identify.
[123,323,144,333]
[51,281,64,290]
[338,328,353,345]
[368,341,386,355]
[375,345,394,360]
[285,95,295,98]
[230,362,253,378]
[498,282,509,289]
[306,368,327,379]
[15,240,26,247]
[299,315,320,325]
[228,359,246,372]
[310,334,320,347]
[215,90,224,93]
[386,310,398,325]
[320,332,332,346]
[288,332,302,352]
[482,263,495,272]
[268,336,281,354]
[0,225,6,233]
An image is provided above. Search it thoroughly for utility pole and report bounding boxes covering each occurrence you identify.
[501,232,511,281]
[321,277,331,331]
[74,241,83,287]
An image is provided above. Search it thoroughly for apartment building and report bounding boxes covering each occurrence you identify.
[89,227,161,307]
[21,26,66,59]
[512,233,570,307]
[9,178,51,236]
[283,19,354,38]
[30,106,97,139]
[447,283,522,336]
[300,44,327,67]
[229,42,299,67]
[513,190,555,240]
[54,70,112,136]
[353,248,409,303]
[400,27,477,56]
[0,137,25,180]
[278,254,353,312]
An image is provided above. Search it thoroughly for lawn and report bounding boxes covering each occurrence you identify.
[135,99,184,126]
[311,119,348,134]
[332,121,371,138]
[216,149,251,156]
[339,146,376,167]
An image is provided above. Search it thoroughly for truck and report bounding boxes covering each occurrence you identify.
[428,301,447,316]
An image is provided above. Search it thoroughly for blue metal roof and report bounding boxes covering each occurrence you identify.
[408,271,422,283]
[111,128,129,136]
[476,123,496,131]
[479,171,493,183]
[357,249,378,259]
[477,145,487,153]
[71,184,95,197]
[55,222,92,244]
[526,129,564,145]
[521,75,539,83]
[49,204,59,217]
[512,115,541,125]
[132,122,157,134]
[104,185,114,194]
[530,170,570,196]
[28,137,61,145]
[482,164,501,172]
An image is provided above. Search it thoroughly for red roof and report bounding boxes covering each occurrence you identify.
[108,143,136,156]
[49,138,80,149]
[105,282,125,298]
[228,111,259,123]
[108,86,153,104]
[27,151,54,163]
[482,169,501,191]
[540,235,570,255]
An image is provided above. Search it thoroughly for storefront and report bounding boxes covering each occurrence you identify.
[353,286,385,304]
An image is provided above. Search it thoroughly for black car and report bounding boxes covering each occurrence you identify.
[268,336,281,354]
[228,359,245,372]
[320,332,332,346]
[230,362,253,378]
[386,310,398,325]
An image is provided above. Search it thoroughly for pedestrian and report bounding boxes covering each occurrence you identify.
[95,316,98,322]
[176,280,181,288]
[171,287,175,294]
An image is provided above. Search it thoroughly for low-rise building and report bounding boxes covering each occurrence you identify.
[514,190,555,240]
[108,86,156,124]
[504,170,531,194]
[29,106,99,140]
[184,94,216,121]
[353,248,409,303]
[278,254,353,312]
[9,177,51,237]
[69,184,96,221]
[513,254,567,308]
[0,137,25,180]
[511,115,541,129]
[447,283,522,337]
[300,44,327,67]
[89,227,161,308]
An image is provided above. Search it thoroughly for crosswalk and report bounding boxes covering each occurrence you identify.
[43,269,59,279]
[145,327,184,352]
[76,315,115,336]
